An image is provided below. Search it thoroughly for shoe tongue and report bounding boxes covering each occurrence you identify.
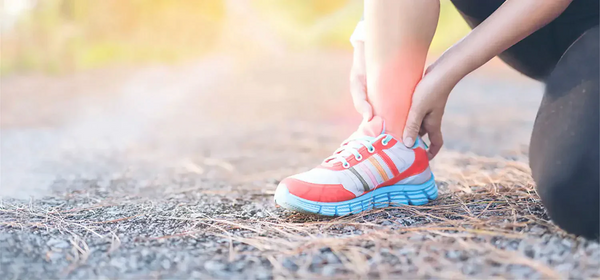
[356,116,385,137]
[339,116,385,147]
[327,116,385,164]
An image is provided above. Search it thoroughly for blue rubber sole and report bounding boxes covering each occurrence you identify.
[274,175,438,216]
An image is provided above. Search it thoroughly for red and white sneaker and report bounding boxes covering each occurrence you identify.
[274,116,437,216]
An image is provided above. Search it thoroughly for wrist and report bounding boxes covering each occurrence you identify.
[431,46,471,86]
[351,41,365,72]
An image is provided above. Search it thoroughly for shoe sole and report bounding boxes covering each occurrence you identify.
[274,175,438,216]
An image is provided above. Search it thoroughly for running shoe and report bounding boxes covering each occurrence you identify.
[274,116,437,216]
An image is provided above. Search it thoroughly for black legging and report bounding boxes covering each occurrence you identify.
[451,0,599,239]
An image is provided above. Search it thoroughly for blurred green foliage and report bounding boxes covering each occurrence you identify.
[3,0,225,74]
[432,1,471,52]
[2,0,469,75]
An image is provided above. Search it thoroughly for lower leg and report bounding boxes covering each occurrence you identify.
[364,0,439,138]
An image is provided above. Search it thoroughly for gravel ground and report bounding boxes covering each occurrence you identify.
[1,52,598,279]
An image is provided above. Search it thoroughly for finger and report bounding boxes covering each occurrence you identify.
[426,124,444,160]
[402,105,424,148]
[352,96,373,121]
[350,79,373,120]
[354,99,373,121]
[419,127,427,137]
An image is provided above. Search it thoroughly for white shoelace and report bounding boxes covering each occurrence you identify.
[324,134,393,168]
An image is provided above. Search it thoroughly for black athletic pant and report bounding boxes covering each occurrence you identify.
[451,0,599,239]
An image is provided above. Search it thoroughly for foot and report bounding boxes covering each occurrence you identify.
[274,116,437,216]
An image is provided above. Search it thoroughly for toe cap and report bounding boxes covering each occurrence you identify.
[280,177,356,203]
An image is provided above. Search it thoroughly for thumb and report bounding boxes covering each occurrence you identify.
[402,107,424,148]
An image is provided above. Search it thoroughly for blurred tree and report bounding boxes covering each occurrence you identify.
[251,0,362,48]
[2,0,468,74]
[3,0,226,74]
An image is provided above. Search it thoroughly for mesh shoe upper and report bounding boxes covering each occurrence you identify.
[279,116,431,203]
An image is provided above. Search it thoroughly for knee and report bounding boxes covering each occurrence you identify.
[529,26,600,239]
[533,161,599,239]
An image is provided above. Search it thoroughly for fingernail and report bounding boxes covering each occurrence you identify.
[403,137,414,147]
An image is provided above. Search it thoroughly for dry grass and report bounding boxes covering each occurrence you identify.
[2,151,585,279]
[191,152,563,278]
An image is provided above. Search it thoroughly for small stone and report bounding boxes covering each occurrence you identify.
[282,259,299,271]
[45,251,63,262]
[47,238,70,249]
[555,263,572,272]
[161,259,171,270]
[230,260,245,272]
[561,239,573,248]
[311,255,325,266]
[128,257,138,270]
[322,266,336,276]
[191,271,204,278]
[343,226,355,232]
[141,249,151,257]
[110,257,128,272]
[380,220,393,226]
[0,234,11,242]
[254,268,271,280]
[325,253,340,264]
[203,260,226,272]
[586,242,599,252]
[551,252,567,262]
[397,247,415,255]
[408,235,424,242]
[446,250,460,260]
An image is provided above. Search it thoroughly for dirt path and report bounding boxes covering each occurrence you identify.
[1,52,597,279]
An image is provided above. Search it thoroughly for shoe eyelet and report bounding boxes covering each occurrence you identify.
[356,155,362,161]
[382,139,389,146]
[368,147,375,153]
[342,162,350,168]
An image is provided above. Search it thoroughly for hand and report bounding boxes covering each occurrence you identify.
[349,41,373,121]
[402,60,459,160]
